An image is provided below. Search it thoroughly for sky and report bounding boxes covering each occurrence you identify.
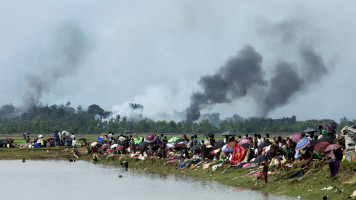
[0,0,356,122]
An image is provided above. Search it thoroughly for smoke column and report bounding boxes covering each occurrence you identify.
[259,45,327,116]
[22,22,88,110]
[185,45,267,123]
[186,44,328,123]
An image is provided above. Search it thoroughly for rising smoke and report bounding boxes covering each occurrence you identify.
[185,46,267,123]
[185,44,328,123]
[22,22,88,110]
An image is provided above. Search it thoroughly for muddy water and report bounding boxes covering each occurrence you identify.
[0,160,295,200]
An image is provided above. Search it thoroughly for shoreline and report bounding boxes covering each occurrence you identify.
[1,148,355,199]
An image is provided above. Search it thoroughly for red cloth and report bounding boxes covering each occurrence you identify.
[230,143,247,165]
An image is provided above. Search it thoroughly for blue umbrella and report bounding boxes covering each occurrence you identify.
[296,138,310,151]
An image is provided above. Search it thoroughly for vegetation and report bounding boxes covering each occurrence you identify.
[0,103,348,135]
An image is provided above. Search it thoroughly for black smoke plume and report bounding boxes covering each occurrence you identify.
[186,44,328,123]
[185,46,267,123]
[22,22,88,110]
[259,45,327,116]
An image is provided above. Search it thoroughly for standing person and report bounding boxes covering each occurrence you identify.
[162,136,168,144]
[260,159,270,183]
[318,125,327,137]
[209,135,216,147]
[192,135,198,146]
[54,131,60,146]
[161,139,167,159]
[26,135,30,143]
[200,140,207,160]
[253,134,258,148]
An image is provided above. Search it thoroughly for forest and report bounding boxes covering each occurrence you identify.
[0,102,352,135]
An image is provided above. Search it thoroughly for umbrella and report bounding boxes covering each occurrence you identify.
[78,138,86,141]
[110,144,118,149]
[168,137,179,143]
[238,138,249,145]
[47,137,54,141]
[222,131,236,136]
[101,144,110,150]
[174,143,187,148]
[240,143,252,149]
[38,135,43,138]
[226,141,237,148]
[97,137,104,143]
[313,142,330,154]
[213,141,226,150]
[303,128,317,133]
[144,134,155,143]
[5,138,13,142]
[290,132,302,143]
[309,139,319,146]
[100,133,108,136]
[325,144,341,152]
[138,142,149,149]
[319,136,334,144]
[174,139,185,145]
[325,123,337,134]
[191,145,201,151]
[123,131,132,135]
[203,132,214,137]
[253,154,270,163]
[257,142,270,150]
[115,145,124,151]
[296,138,310,151]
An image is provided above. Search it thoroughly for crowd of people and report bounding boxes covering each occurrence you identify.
[88,123,355,183]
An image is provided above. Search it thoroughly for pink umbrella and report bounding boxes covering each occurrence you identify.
[238,137,249,145]
[290,132,302,143]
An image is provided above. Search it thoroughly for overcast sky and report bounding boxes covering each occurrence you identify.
[1,1,356,121]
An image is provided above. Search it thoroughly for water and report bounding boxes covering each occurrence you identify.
[0,160,294,200]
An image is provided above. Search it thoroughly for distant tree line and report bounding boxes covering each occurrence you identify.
[0,103,344,135]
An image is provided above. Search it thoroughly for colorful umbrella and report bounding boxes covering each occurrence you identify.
[296,138,310,151]
[168,137,179,143]
[313,142,330,154]
[238,137,249,145]
[5,138,13,142]
[144,134,155,143]
[290,132,302,143]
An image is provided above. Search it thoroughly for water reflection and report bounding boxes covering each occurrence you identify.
[0,160,295,200]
